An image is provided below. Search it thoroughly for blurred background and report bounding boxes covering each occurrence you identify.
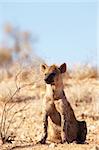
[0,1,99,147]
[0,0,98,69]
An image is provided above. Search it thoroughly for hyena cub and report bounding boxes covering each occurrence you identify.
[39,63,87,144]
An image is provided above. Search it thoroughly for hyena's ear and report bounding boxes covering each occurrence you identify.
[41,64,48,72]
[59,63,67,73]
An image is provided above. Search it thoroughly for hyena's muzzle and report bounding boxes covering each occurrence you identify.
[44,72,56,84]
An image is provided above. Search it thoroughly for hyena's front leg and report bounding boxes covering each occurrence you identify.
[76,121,87,144]
[61,114,68,143]
[38,113,48,144]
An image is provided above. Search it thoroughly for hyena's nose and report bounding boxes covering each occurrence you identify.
[44,75,50,83]
[44,73,56,84]
[44,76,48,82]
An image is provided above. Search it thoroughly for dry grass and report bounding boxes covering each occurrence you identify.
[69,64,98,80]
[0,64,99,150]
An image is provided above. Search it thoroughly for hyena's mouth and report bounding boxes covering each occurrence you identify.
[44,73,56,84]
[45,79,54,84]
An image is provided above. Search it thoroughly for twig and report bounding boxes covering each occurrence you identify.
[0,69,33,143]
[0,87,20,139]
[4,104,29,143]
[0,69,22,138]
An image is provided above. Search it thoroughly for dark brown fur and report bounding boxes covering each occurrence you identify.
[38,63,87,144]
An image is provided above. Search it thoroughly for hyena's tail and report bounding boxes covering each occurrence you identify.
[76,120,87,144]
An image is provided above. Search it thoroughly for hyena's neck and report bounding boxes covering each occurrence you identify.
[46,78,64,100]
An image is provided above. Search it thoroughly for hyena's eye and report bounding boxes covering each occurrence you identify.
[45,73,47,76]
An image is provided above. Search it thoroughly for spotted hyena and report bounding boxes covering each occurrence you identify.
[38,63,87,144]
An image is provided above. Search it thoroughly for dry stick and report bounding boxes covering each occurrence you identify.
[6,117,26,144]
[11,116,26,143]
[4,85,33,142]
[6,81,34,112]
[0,95,10,139]
[1,87,21,140]
[7,103,17,113]
[0,68,34,142]
[2,80,33,135]
[7,104,28,133]
[0,69,23,140]
[4,104,29,143]
[15,116,25,132]
[0,69,23,139]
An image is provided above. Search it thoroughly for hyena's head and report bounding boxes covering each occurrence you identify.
[41,63,66,84]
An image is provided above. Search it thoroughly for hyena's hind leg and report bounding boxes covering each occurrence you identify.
[76,121,87,144]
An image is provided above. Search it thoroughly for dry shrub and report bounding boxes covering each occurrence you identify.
[70,64,98,80]
[65,80,92,103]
[0,48,12,66]
[0,100,28,144]
[0,71,33,144]
[19,69,34,82]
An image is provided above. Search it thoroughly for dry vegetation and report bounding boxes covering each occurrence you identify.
[0,64,98,150]
[0,24,99,150]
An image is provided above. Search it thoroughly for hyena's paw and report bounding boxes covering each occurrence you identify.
[37,137,46,144]
[77,120,87,144]
[61,132,68,144]
[61,138,66,144]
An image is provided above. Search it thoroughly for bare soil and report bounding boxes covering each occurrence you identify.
[0,76,99,150]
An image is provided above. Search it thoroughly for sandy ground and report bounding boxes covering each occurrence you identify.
[0,75,99,150]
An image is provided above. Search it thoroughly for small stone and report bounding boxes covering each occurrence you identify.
[49,143,57,148]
